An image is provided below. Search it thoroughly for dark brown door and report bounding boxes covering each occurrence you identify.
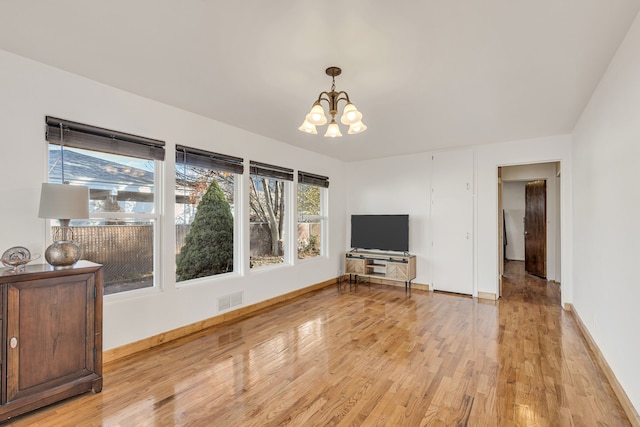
[525,180,546,278]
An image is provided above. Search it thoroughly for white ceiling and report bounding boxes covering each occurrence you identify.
[1,1,639,161]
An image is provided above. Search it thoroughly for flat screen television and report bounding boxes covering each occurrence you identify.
[350,214,409,252]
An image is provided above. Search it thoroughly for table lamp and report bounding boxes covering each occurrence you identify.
[38,183,89,269]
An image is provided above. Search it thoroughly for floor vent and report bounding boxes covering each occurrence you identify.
[218,295,231,311]
[218,292,243,311]
[230,291,243,307]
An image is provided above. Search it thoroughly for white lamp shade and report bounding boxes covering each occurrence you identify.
[348,120,367,134]
[38,183,89,220]
[298,119,318,134]
[306,103,328,125]
[340,103,363,125]
[324,120,343,138]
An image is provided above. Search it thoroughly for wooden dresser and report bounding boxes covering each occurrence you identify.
[0,261,103,422]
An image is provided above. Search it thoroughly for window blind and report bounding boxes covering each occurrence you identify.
[45,116,165,161]
[176,145,243,174]
[298,171,329,188]
[249,161,294,181]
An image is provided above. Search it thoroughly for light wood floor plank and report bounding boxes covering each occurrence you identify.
[2,260,632,426]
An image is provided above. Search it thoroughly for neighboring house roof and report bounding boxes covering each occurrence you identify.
[47,148,201,205]
[49,148,155,204]
[48,147,154,188]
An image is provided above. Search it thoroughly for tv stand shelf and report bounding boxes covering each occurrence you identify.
[345,252,416,293]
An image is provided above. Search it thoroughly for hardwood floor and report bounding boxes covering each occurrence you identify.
[5,261,630,426]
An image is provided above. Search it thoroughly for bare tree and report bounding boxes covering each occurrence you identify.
[250,177,284,256]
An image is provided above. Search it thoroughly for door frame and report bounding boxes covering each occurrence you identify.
[497,162,562,302]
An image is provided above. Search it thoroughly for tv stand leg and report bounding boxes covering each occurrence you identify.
[349,274,358,291]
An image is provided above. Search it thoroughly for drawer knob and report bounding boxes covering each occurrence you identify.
[10,337,17,349]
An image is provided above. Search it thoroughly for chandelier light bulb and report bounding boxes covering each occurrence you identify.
[348,121,367,135]
[298,119,318,134]
[340,103,362,125]
[306,103,327,125]
[324,120,342,138]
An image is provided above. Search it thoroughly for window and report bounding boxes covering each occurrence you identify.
[249,161,293,269]
[45,116,164,295]
[175,146,242,281]
[297,171,329,259]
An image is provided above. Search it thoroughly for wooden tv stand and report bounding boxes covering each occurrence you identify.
[345,252,416,293]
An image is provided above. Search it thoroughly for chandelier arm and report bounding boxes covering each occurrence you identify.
[315,92,333,108]
[335,91,351,101]
[333,91,351,105]
[324,92,350,118]
[312,92,340,120]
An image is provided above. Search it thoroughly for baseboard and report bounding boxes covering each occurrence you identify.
[103,277,338,364]
[477,291,497,300]
[567,303,640,426]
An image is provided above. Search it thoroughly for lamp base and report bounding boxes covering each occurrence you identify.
[45,240,81,269]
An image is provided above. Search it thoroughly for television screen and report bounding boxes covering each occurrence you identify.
[350,214,409,252]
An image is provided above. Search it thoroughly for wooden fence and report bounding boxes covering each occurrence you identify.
[57,225,154,285]
[56,222,320,288]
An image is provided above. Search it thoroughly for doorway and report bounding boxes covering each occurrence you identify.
[498,162,561,298]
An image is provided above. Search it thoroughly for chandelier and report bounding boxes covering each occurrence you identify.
[298,67,367,138]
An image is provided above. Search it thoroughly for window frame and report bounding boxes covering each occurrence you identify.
[174,145,243,284]
[45,117,164,296]
[249,161,294,270]
[297,171,329,261]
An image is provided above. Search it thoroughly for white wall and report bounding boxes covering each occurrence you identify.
[0,50,347,351]
[502,181,526,261]
[572,10,640,412]
[345,153,432,286]
[475,136,572,302]
[346,140,572,300]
